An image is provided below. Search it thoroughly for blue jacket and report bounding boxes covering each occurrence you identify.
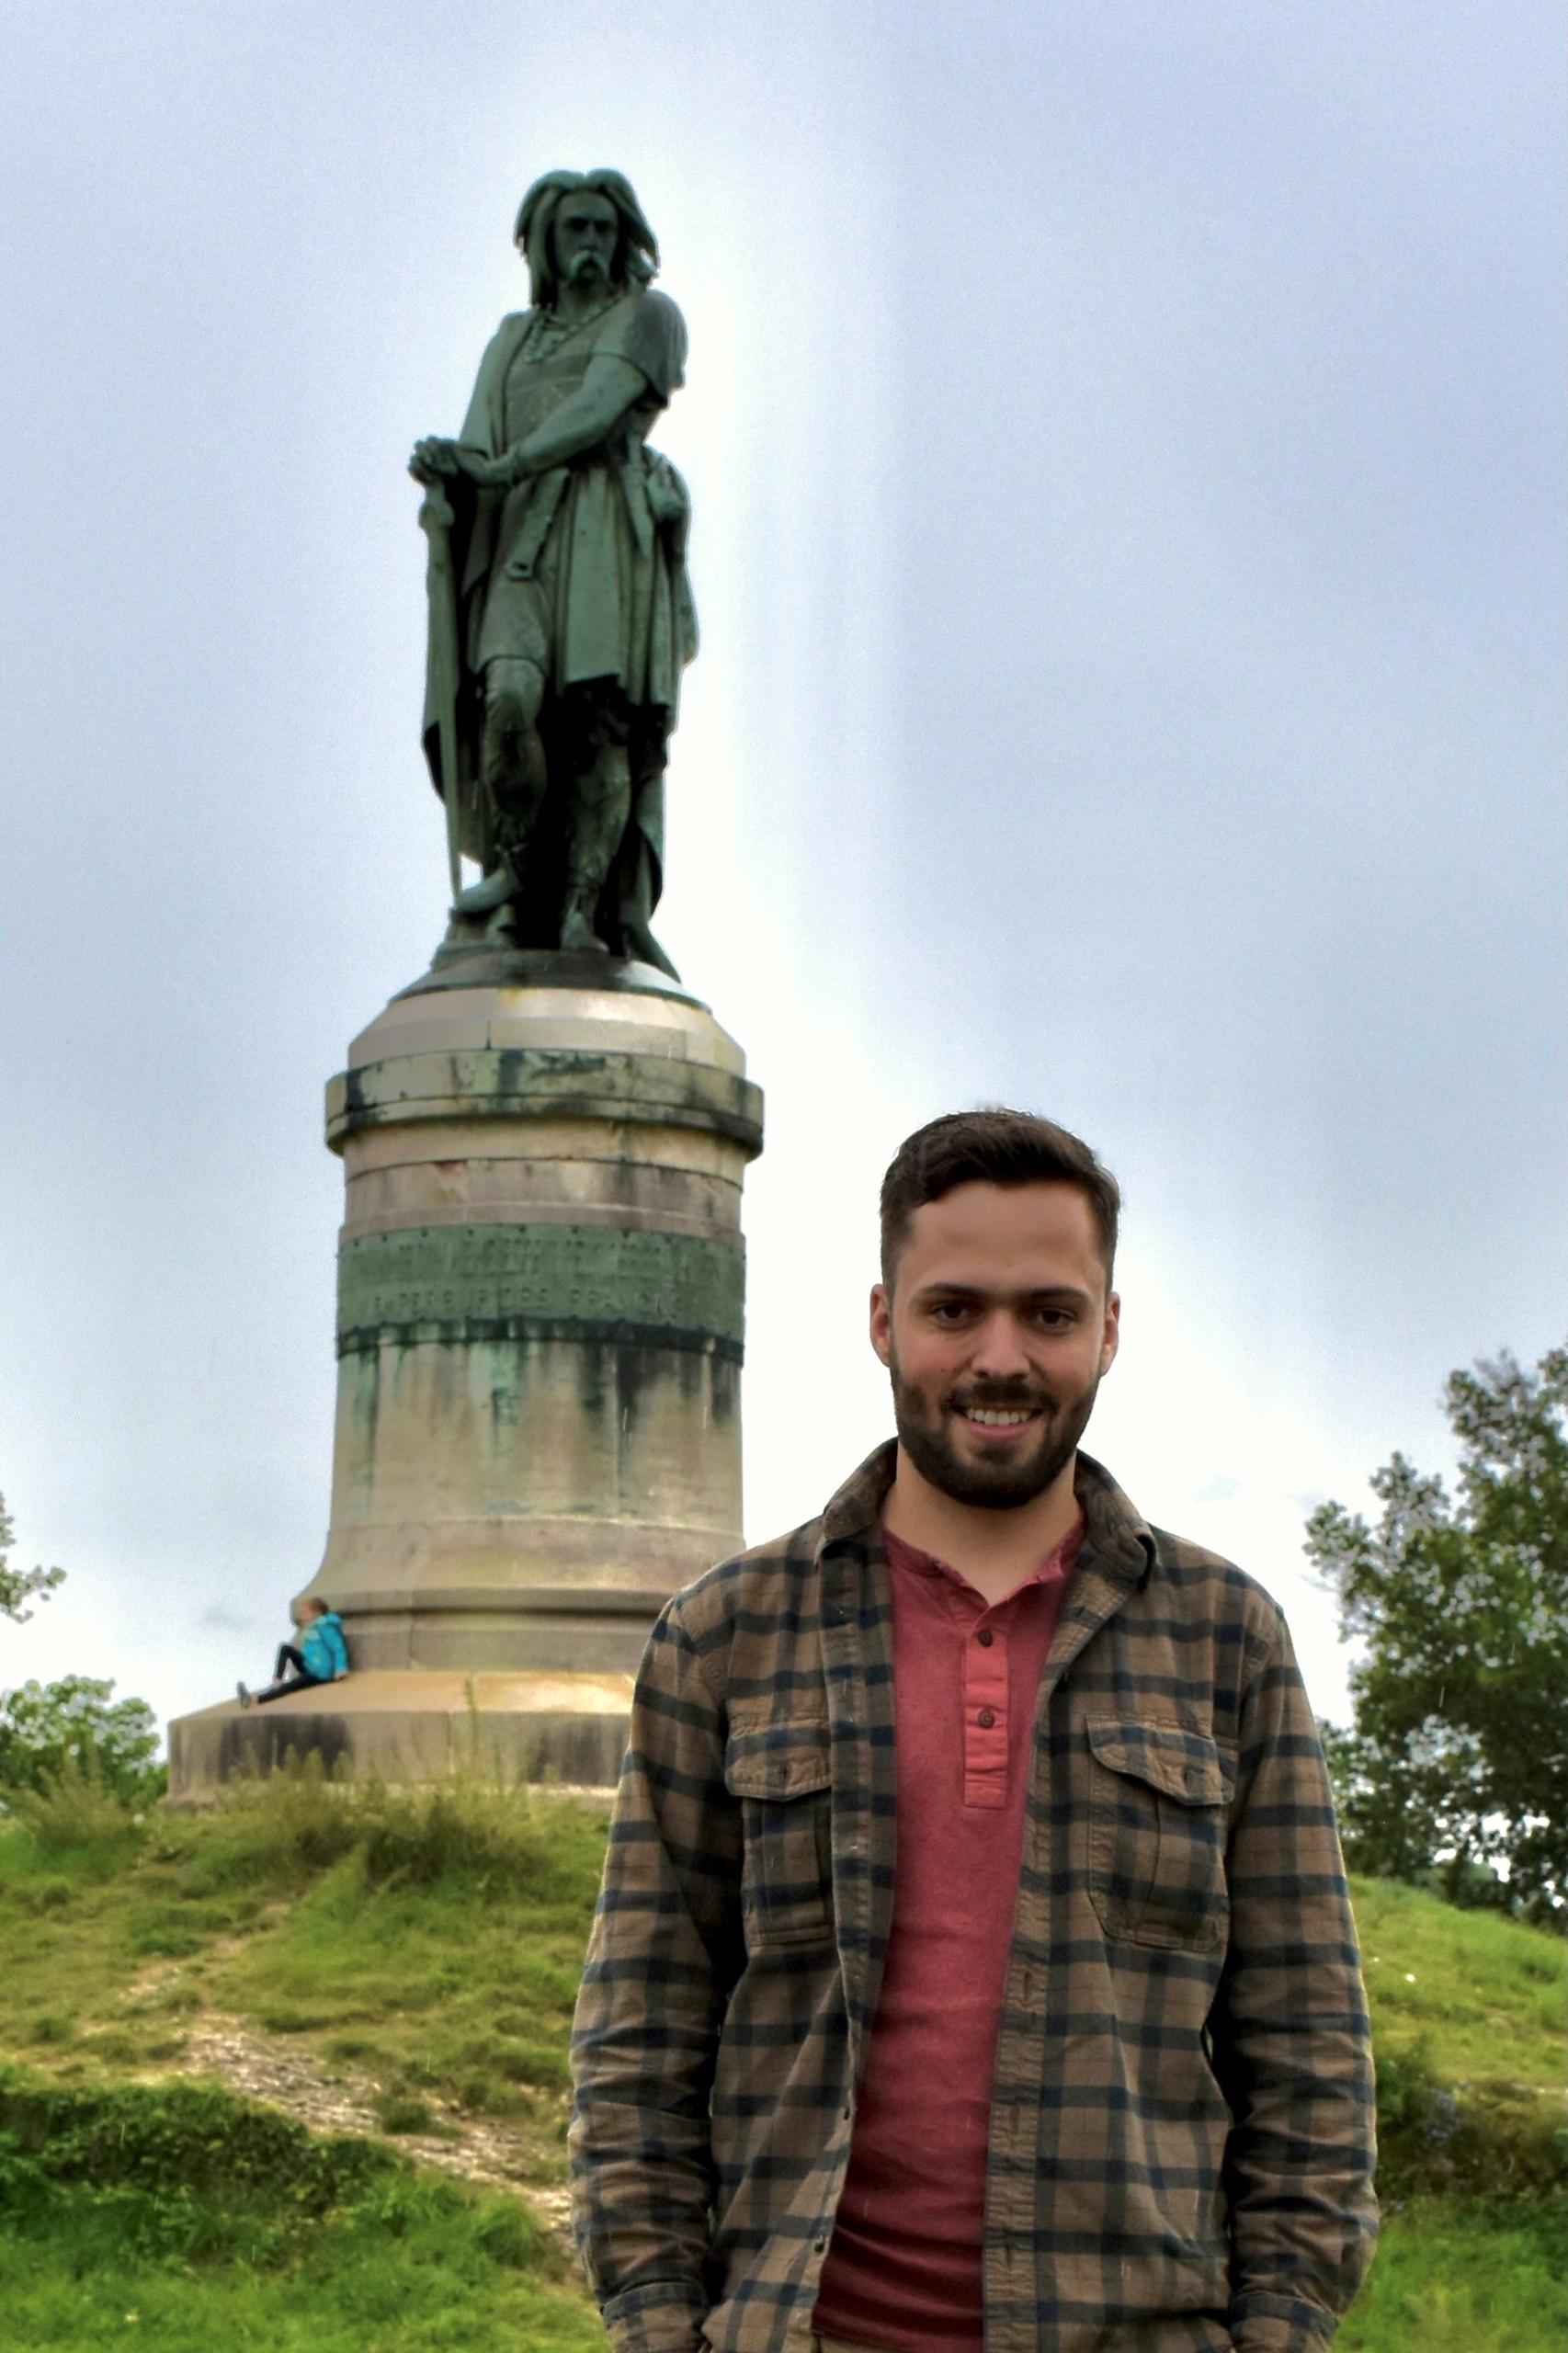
[300,1611,349,1681]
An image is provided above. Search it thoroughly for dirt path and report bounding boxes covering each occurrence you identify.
[172,2008,574,2242]
[112,1943,574,2248]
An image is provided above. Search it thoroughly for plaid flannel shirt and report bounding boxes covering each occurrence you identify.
[570,1443,1378,2353]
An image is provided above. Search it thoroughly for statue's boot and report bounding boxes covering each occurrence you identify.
[560,894,610,954]
[620,910,680,982]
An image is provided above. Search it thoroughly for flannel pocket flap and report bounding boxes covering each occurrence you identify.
[723,1720,831,1801]
[1087,1717,1229,1805]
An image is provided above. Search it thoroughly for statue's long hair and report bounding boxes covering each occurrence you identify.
[514,170,659,308]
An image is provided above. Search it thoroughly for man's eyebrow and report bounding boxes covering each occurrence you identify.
[914,1280,1094,1305]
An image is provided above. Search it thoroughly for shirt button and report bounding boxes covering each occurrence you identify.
[976,1627,994,1646]
[978,1707,996,1728]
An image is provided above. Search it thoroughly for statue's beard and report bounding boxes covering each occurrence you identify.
[566,250,609,289]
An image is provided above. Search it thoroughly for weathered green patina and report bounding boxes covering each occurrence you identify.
[410,170,696,974]
[336,1222,744,1358]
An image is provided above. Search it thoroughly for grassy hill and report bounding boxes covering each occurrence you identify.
[0,1768,1562,2352]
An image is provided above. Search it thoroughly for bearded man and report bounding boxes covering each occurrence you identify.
[569,1108,1378,2353]
[410,169,696,971]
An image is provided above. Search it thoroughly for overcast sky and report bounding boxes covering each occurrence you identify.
[2,3,1563,1742]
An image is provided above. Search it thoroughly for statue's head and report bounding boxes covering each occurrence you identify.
[514,170,659,308]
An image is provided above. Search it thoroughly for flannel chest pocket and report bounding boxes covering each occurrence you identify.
[724,1719,833,1948]
[1086,1717,1232,1951]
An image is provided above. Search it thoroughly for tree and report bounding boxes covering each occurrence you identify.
[0,1491,163,1809]
[0,1489,64,1622]
[1307,1344,1568,1920]
[0,1674,162,1805]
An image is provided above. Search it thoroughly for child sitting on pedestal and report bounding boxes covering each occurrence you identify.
[238,1596,349,1707]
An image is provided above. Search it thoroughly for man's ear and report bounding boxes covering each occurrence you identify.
[869,1282,892,1368]
[1100,1290,1120,1377]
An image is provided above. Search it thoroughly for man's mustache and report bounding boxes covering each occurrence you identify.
[948,1382,1049,1414]
[567,250,609,282]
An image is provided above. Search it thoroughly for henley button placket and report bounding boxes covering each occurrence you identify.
[962,1601,1010,1808]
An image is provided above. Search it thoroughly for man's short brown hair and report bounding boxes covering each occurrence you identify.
[879,1108,1120,1288]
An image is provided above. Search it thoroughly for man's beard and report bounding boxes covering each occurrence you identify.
[566,249,609,288]
[888,1355,1100,1511]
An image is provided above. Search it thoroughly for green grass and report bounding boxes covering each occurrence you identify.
[198,1778,608,2168]
[1340,2198,1566,2352]
[0,1764,610,2168]
[0,2075,606,2351]
[1353,1875,1565,2088]
[0,1779,1562,2352]
[0,1808,269,2075]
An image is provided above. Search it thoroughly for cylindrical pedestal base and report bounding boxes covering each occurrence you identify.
[166,951,762,1800]
[166,1669,634,1802]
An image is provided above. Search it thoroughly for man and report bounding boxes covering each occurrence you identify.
[570,1110,1378,2353]
[409,169,697,971]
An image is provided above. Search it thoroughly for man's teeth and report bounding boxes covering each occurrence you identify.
[963,1407,1035,1427]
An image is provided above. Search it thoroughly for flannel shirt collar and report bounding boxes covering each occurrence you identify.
[817,1437,1155,1595]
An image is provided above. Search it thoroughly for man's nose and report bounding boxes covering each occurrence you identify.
[969,1311,1032,1377]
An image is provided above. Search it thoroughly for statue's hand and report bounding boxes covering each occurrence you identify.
[408,437,462,484]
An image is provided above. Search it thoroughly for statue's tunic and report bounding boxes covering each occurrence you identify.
[423,286,697,928]
[454,288,692,700]
[468,290,695,709]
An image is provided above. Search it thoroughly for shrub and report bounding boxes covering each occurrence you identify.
[374,2090,437,2135]
[1376,2040,1568,2203]
[5,1756,145,1853]
[0,2072,397,2212]
[0,2070,555,2288]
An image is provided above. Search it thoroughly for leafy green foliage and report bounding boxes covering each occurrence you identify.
[0,1676,163,1809]
[1308,1344,1568,1917]
[0,1488,165,1811]
[0,1488,63,1623]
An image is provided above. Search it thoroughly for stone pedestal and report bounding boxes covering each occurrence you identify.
[168,952,763,1800]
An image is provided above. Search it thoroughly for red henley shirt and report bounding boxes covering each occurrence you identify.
[812,1514,1084,2353]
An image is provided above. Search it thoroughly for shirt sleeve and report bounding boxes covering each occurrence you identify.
[597,290,687,406]
[567,1591,744,2353]
[1212,1609,1380,2350]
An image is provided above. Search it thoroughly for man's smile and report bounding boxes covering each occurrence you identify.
[957,1404,1040,1431]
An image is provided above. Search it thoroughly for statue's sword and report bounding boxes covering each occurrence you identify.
[418,483,464,904]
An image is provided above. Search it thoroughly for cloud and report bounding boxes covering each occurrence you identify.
[197,1605,254,1634]
[1194,1475,1244,1506]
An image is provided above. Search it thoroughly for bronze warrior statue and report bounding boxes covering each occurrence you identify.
[410,169,697,976]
